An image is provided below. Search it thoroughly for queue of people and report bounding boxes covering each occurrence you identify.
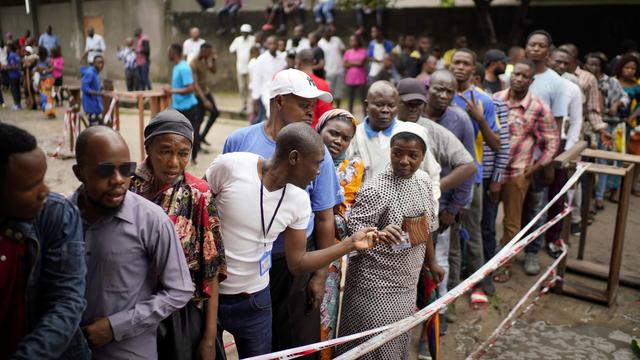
[3,13,640,360]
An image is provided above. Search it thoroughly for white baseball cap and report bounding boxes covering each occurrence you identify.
[240,24,252,33]
[269,69,333,103]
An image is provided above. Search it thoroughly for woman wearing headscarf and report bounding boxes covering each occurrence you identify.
[337,121,444,359]
[315,109,363,359]
[129,109,227,360]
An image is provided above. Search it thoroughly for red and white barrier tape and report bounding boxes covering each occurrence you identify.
[104,95,119,130]
[466,241,568,359]
[244,163,589,360]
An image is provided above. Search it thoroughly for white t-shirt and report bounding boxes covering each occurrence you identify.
[229,35,256,74]
[285,37,311,53]
[318,36,345,76]
[250,51,286,106]
[369,42,386,77]
[183,38,205,64]
[206,152,311,295]
[85,34,106,63]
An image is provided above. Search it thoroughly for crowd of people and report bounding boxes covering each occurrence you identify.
[2,9,640,360]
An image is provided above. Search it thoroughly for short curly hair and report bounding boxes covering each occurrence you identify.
[0,123,37,181]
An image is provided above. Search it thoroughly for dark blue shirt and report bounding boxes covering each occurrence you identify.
[7,52,21,79]
[81,65,103,114]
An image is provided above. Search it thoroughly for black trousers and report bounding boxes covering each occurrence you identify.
[196,93,220,142]
[269,255,319,360]
[177,105,200,160]
[124,68,139,92]
[9,77,21,106]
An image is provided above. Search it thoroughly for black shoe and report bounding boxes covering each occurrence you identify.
[570,222,581,236]
[200,138,211,146]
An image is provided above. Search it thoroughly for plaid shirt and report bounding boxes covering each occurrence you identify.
[482,98,511,183]
[575,67,606,131]
[494,88,560,180]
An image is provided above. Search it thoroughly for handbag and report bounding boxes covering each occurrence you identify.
[401,214,430,247]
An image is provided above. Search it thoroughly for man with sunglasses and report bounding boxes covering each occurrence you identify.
[70,126,193,360]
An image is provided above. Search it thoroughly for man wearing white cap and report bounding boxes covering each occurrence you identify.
[229,24,256,112]
[221,69,342,356]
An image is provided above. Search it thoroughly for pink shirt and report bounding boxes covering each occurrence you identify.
[51,56,64,79]
[343,48,367,86]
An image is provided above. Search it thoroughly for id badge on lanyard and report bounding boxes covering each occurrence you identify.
[259,171,286,277]
[259,250,272,276]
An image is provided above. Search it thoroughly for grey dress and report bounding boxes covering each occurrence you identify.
[337,167,439,360]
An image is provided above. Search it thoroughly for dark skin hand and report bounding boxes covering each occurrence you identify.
[488,181,501,202]
[459,91,501,152]
[439,210,456,227]
[82,317,114,348]
[306,207,334,313]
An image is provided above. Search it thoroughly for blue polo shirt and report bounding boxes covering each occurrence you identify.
[223,122,343,254]
[7,52,21,79]
[453,85,498,184]
[171,60,198,110]
[80,65,103,115]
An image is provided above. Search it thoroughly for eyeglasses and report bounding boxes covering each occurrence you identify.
[92,162,137,179]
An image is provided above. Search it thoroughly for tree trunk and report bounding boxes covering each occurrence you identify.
[474,0,497,47]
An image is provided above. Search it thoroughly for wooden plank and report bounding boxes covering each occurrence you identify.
[578,172,594,260]
[566,259,640,288]
[137,95,145,161]
[554,141,587,168]
[607,163,635,305]
[560,279,608,305]
[582,148,640,164]
[582,162,628,176]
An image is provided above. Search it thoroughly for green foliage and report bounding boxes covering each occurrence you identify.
[336,0,393,10]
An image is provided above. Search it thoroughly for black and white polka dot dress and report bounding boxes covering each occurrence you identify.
[337,167,438,360]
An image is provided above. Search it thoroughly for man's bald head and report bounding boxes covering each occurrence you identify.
[430,70,457,88]
[274,123,324,161]
[296,49,315,66]
[75,126,129,165]
[367,80,398,100]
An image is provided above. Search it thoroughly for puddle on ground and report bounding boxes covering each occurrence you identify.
[476,320,637,359]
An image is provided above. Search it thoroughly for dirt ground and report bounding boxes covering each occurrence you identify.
[2,102,638,360]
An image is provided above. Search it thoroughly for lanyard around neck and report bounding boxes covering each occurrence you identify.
[260,164,286,240]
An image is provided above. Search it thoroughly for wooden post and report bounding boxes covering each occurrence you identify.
[606,164,635,305]
[137,95,145,161]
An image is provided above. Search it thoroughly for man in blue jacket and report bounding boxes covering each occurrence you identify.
[81,54,105,126]
[1,123,90,360]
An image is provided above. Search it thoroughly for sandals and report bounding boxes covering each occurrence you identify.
[470,289,489,310]
[493,267,511,283]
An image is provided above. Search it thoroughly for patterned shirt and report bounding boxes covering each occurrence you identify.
[130,161,226,299]
[575,67,606,131]
[494,88,560,180]
[482,98,511,183]
[597,74,630,112]
[117,47,137,70]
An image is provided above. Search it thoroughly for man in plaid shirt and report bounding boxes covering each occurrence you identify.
[492,59,560,283]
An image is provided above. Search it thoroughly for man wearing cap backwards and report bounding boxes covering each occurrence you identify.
[70,126,193,360]
[229,24,256,113]
[347,80,442,200]
[482,49,508,94]
[221,68,342,355]
[209,122,381,357]
[130,109,227,360]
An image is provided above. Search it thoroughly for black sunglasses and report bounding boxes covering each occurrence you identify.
[93,162,137,179]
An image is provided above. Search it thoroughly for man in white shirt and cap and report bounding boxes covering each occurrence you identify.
[183,27,205,64]
[229,24,256,112]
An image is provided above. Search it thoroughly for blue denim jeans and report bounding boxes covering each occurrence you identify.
[218,287,272,358]
[314,0,335,23]
[137,62,151,90]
